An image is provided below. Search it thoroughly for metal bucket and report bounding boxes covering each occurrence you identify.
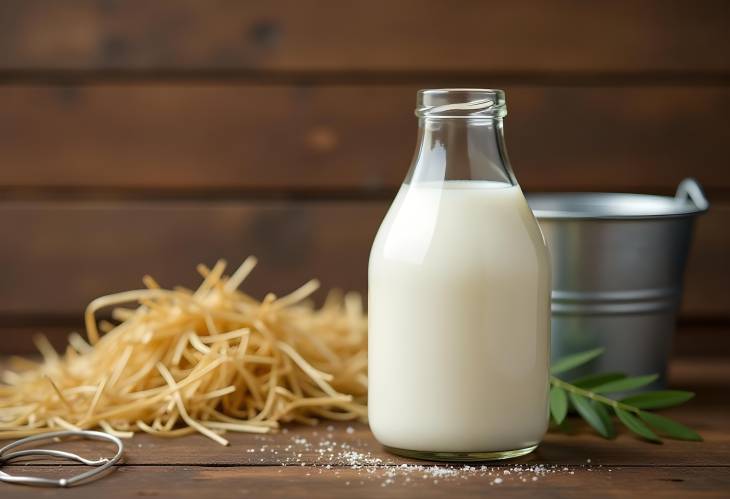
[527,179,709,388]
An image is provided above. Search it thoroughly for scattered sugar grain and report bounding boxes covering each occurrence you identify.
[266,427,579,487]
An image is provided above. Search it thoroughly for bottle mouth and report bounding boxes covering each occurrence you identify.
[415,88,507,118]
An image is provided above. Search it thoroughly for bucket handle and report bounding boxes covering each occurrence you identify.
[675,178,709,212]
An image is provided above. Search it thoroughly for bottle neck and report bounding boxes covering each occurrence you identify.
[405,117,516,186]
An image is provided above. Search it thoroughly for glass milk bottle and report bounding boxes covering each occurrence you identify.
[368,89,551,461]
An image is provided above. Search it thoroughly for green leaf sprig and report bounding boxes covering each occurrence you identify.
[549,348,702,443]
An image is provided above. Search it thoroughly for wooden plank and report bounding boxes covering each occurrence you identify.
[0,85,729,193]
[0,0,728,73]
[0,200,727,318]
[0,362,727,497]
[0,200,381,316]
[683,205,730,318]
[672,324,730,358]
[0,409,723,467]
[0,466,727,498]
[0,358,724,467]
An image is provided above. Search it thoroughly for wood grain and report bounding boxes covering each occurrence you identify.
[0,466,728,499]
[1,358,725,466]
[0,0,728,73]
[0,3,727,495]
[0,85,729,193]
[0,201,726,319]
[682,204,730,318]
[1,358,727,497]
[0,410,723,467]
[0,200,381,316]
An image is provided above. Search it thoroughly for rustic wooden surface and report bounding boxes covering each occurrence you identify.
[0,0,728,338]
[0,357,728,498]
[0,3,727,496]
[1,0,728,73]
[0,202,727,320]
[1,85,729,193]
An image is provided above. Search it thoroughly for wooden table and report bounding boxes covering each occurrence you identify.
[1,358,728,498]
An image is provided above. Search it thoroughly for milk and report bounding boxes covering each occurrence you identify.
[368,180,551,454]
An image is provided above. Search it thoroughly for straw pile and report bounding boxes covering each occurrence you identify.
[0,257,368,445]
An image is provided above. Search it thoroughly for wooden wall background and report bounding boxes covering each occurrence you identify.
[1,0,728,352]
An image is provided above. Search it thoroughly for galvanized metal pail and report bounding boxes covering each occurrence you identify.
[527,179,709,388]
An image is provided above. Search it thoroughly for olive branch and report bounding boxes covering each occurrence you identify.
[549,349,702,443]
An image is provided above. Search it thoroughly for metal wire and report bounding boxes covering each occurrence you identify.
[0,430,123,487]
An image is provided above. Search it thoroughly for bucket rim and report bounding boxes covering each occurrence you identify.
[527,191,709,221]
[527,178,709,220]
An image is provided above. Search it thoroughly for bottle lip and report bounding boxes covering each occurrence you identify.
[415,88,507,118]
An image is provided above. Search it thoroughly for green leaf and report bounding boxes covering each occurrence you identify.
[549,386,568,424]
[638,411,702,441]
[571,372,626,389]
[592,401,616,438]
[621,390,695,410]
[615,408,662,443]
[569,392,611,438]
[551,348,605,375]
[592,374,659,394]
